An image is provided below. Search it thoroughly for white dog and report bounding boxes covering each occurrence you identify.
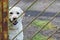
[9,7,24,40]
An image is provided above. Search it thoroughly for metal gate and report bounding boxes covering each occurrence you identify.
[0,0,60,40]
[0,0,8,40]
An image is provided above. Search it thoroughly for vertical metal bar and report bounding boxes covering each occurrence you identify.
[2,0,8,40]
[0,0,2,40]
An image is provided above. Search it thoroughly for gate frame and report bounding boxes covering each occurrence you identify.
[0,0,8,40]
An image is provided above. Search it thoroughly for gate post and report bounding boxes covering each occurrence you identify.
[2,0,8,40]
[0,0,2,40]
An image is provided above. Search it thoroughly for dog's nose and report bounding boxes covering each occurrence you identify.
[13,18,17,20]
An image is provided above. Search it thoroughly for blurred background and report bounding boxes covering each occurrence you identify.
[9,0,60,40]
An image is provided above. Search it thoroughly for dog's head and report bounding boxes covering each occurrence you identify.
[9,7,23,25]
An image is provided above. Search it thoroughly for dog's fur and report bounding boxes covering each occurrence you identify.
[9,7,24,40]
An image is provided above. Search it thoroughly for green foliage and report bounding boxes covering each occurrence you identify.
[33,34,47,40]
[33,33,54,40]
[32,20,55,30]
[32,20,56,40]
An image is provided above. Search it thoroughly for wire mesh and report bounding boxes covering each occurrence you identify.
[8,0,60,40]
[31,12,60,40]
[8,0,38,27]
[10,0,57,40]
[9,0,21,10]
[47,28,60,40]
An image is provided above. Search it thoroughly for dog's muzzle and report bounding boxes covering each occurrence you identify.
[9,18,18,25]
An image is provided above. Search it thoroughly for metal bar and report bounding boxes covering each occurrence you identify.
[0,0,3,40]
[2,0,8,40]
[12,0,56,40]
[31,12,60,40]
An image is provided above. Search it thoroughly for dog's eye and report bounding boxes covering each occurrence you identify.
[17,12,19,14]
[10,12,13,14]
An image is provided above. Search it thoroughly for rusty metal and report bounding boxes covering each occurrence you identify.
[0,0,2,40]
[2,0,8,40]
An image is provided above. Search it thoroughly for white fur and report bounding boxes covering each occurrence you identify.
[9,7,24,40]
